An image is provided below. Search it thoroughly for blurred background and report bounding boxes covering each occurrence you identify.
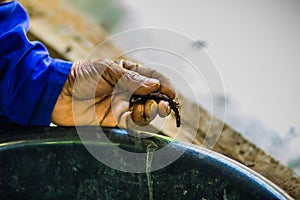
[63,0,300,174]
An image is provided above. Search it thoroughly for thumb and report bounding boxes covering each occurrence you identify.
[118,69,160,95]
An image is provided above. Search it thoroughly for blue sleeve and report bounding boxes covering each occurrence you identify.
[0,1,72,126]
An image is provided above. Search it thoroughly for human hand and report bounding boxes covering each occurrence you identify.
[51,59,176,128]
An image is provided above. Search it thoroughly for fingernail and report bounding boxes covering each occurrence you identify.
[166,106,171,114]
[144,78,159,87]
[150,102,158,119]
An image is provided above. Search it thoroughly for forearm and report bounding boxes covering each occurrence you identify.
[0,1,72,125]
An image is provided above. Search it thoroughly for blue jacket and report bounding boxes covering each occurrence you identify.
[0,1,72,126]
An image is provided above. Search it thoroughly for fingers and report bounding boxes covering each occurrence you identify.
[119,100,159,128]
[116,59,176,99]
[100,59,175,98]
[158,101,171,117]
[112,59,175,128]
[100,100,171,128]
[130,100,158,126]
[117,69,161,95]
[97,95,161,128]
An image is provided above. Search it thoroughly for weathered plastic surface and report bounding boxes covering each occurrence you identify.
[0,127,291,199]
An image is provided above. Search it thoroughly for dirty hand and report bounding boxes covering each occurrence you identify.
[51,59,176,128]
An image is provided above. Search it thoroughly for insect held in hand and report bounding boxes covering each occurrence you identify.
[130,92,181,127]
